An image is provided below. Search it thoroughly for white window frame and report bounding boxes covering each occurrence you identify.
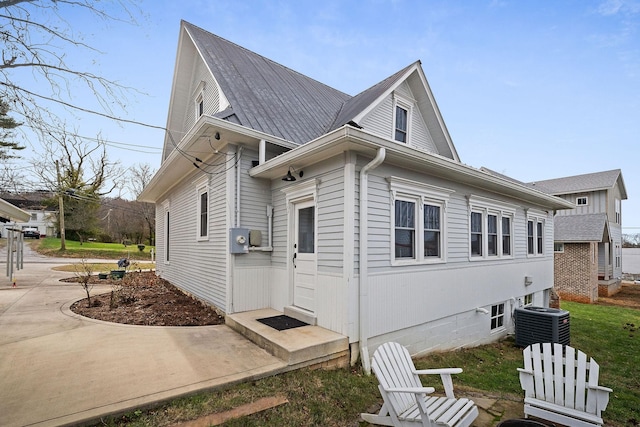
[523,294,533,306]
[615,199,621,224]
[554,242,565,253]
[388,177,453,266]
[467,196,515,261]
[163,200,170,264]
[526,211,546,257]
[392,95,412,144]
[490,303,505,331]
[195,177,209,241]
[576,196,588,206]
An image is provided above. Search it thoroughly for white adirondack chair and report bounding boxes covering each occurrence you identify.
[518,342,612,427]
[361,342,478,427]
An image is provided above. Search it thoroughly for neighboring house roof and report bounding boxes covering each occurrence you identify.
[554,213,610,242]
[0,191,55,210]
[184,21,351,145]
[0,198,30,222]
[527,169,627,199]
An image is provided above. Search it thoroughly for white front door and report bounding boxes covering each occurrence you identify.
[293,200,316,313]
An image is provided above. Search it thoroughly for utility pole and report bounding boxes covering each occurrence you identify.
[56,160,66,250]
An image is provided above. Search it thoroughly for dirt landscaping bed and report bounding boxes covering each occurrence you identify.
[68,271,225,326]
[597,280,640,309]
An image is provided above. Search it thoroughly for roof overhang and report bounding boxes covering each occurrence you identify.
[250,125,575,210]
[0,198,30,222]
[139,116,297,202]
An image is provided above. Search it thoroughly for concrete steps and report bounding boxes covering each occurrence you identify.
[226,308,349,369]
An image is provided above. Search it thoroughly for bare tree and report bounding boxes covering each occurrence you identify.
[31,129,125,242]
[1,0,142,139]
[129,162,156,245]
[73,258,95,308]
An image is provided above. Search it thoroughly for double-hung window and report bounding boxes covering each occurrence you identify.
[470,212,483,256]
[196,178,209,241]
[389,177,452,265]
[527,212,546,256]
[468,196,515,260]
[394,199,415,259]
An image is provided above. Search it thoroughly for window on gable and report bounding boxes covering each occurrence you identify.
[576,196,588,206]
[615,199,621,224]
[31,213,37,220]
[491,303,505,330]
[197,185,209,240]
[394,105,408,143]
[196,94,204,118]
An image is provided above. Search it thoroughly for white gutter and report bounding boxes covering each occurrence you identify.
[359,147,386,374]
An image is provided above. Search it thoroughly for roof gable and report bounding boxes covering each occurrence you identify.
[163,21,461,162]
[555,213,610,242]
[528,169,627,199]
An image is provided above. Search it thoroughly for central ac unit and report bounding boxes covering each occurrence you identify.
[514,306,570,347]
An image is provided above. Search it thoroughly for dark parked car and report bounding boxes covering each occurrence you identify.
[23,228,40,239]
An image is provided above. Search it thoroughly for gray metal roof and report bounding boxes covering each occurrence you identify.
[554,213,609,242]
[527,169,626,198]
[185,22,354,145]
[184,21,426,146]
[329,62,417,132]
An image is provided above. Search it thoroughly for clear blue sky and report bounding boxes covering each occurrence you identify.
[11,0,640,229]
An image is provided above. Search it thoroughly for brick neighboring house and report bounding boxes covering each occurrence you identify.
[528,170,627,303]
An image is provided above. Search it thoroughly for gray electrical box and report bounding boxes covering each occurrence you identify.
[249,230,262,247]
[229,228,249,254]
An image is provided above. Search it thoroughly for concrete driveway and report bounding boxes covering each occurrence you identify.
[0,246,286,427]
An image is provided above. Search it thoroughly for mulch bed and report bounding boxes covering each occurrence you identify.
[68,271,225,326]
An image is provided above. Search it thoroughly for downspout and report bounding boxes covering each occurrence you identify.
[359,147,386,374]
[235,146,243,227]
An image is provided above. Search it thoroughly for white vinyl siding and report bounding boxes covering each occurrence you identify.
[154,159,229,311]
[359,82,437,154]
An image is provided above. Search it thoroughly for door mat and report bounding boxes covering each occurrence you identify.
[257,315,308,331]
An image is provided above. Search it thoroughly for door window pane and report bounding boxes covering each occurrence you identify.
[298,206,315,253]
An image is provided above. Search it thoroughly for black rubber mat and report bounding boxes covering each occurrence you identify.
[257,315,308,331]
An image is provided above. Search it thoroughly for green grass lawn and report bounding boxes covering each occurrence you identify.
[96,300,639,427]
[34,237,156,261]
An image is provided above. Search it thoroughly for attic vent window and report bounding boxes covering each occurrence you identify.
[395,105,408,142]
[196,95,204,117]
